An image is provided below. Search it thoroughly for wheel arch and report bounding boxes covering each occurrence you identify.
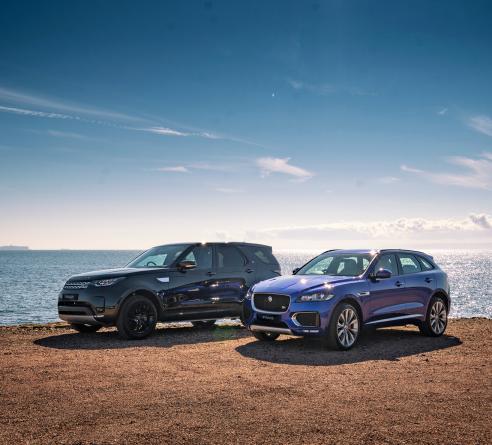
[338,295,364,324]
[118,289,163,319]
[429,289,450,312]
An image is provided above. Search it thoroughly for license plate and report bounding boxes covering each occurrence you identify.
[63,294,78,301]
[259,314,277,321]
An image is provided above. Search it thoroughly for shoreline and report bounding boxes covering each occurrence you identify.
[1,318,491,444]
[1,315,489,330]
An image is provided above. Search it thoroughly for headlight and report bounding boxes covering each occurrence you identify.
[297,292,334,302]
[245,288,253,300]
[92,277,125,287]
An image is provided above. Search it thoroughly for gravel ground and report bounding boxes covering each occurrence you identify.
[0,319,491,445]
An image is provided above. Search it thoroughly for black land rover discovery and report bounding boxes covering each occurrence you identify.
[58,242,280,339]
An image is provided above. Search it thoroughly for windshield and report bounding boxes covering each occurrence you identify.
[127,244,191,268]
[297,252,374,277]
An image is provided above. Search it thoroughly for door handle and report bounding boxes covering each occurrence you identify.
[206,271,216,276]
[395,281,404,287]
[425,277,433,283]
[246,269,254,273]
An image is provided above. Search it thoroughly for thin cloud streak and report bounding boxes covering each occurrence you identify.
[287,79,376,96]
[155,166,190,173]
[468,115,492,137]
[257,157,314,181]
[401,153,492,190]
[0,86,141,122]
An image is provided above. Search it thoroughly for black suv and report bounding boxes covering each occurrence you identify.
[58,242,281,339]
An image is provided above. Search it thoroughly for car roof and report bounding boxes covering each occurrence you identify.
[322,248,432,258]
[155,242,272,248]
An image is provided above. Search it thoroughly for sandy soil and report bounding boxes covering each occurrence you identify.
[0,319,491,445]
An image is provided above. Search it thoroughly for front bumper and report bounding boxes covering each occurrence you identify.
[58,286,120,326]
[244,298,335,337]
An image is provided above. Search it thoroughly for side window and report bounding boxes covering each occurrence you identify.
[216,245,245,270]
[417,256,435,271]
[373,254,399,276]
[183,245,213,270]
[398,254,422,275]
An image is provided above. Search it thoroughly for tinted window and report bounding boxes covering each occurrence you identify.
[183,245,213,269]
[252,248,276,264]
[417,256,435,271]
[398,254,422,274]
[217,246,245,269]
[373,254,399,276]
[127,244,189,268]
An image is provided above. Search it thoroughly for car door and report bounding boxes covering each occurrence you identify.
[161,244,215,320]
[396,253,437,318]
[366,253,407,322]
[208,244,249,317]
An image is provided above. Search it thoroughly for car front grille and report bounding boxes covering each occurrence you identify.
[64,281,90,290]
[253,293,290,313]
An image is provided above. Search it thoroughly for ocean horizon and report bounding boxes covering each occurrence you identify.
[0,249,490,325]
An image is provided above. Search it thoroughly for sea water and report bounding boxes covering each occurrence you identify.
[0,250,490,325]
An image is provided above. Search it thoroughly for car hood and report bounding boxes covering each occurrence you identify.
[252,274,359,294]
[68,267,170,281]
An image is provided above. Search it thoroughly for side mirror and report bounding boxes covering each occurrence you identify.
[177,260,197,271]
[292,267,300,275]
[374,269,391,280]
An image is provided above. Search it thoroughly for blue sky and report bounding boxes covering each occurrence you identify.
[1,0,491,250]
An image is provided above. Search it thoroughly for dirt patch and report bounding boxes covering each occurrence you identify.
[0,319,491,444]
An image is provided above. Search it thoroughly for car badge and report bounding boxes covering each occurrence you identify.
[267,296,273,302]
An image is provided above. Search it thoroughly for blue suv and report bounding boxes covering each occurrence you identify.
[243,249,450,350]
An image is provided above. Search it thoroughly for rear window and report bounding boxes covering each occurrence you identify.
[398,254,422,274]
[417,256,435,271]
[238,245,278,265]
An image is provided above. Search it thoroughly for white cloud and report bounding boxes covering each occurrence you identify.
[469,213,492,229]
[256,157,314,181]
[401,152,492,190]
[438,108,448,115]
[468,115,492,137]
[156,166,190,173]
[248,214,492,240]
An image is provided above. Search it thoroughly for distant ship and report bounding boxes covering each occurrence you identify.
[0,245,29,250]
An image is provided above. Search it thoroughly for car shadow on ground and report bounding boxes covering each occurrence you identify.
[235,327,462,366]
[34,323,249,350]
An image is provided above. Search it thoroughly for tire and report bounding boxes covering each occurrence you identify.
[252,331,280,341]
[70,323,101,333]
[191,320,216,328]
[116,295,158,340]
[419,296,448,337]
[326,303,361,350]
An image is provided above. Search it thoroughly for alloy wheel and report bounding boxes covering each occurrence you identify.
[127,301,156,335]
[430,300,447,335]
[336,307,359,348]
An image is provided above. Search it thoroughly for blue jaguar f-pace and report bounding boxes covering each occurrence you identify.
[243,249,450,350]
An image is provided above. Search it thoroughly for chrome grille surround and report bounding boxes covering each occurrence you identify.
[63,281,91,290]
